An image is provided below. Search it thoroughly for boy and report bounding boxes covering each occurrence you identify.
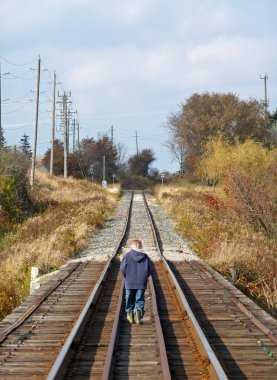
[120,240,152,325]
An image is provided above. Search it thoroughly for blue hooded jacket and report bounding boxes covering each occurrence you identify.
[120,249,152,289]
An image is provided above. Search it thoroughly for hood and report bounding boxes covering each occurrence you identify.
[129,249,147,262]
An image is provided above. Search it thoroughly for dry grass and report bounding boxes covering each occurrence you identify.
[0,172,119,320]
[156,184,277,317]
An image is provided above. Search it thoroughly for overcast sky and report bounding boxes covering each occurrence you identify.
[1,0,276,172]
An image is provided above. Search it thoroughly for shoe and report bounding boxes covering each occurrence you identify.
[127,311,134,324]
[134,308,141,325]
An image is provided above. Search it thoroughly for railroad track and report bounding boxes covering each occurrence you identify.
[0,191,276,379]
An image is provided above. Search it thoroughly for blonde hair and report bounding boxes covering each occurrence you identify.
[131,239,143,250]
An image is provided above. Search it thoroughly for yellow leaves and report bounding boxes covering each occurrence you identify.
[197,138,276,185]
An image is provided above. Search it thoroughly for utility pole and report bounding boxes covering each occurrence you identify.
[58,91,71,178]
[30,56,41,186]
[67,109,70,155]
[102,155,107,188]
[103,155,106,181]
[58,91,72,178]
[134,130,139,155]
[63,93,68,178]
[0,64,10,147]
[260,74,269,112]
[68,109,77,153]
[50,71,56,176]
[77,121,80,151]
[111,125,114,146]
[73,118,76,153]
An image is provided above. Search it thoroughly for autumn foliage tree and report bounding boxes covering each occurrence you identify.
[42,135,118,182]
[165,92,271,171]
[78,135,117,181]
[128,149,155,177]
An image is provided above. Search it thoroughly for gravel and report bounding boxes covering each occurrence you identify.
[76,191,199,263]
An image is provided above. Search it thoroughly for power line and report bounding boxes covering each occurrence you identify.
[2,91,33,103]
[0,55,36,67]
[2,101,32,114]
[2,71,36,80]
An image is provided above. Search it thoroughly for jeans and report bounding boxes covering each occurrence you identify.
[125,289,145,317]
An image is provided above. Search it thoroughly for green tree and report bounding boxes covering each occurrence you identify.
[0,128,6,148]
[19,133,32,158]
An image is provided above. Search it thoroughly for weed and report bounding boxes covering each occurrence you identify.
[0,172,118,320]
[156,185,277,317]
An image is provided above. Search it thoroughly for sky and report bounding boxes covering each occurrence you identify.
[0,0,276,173]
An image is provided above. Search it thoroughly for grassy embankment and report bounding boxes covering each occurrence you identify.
[0,172,119,320]
[155,184,276,317]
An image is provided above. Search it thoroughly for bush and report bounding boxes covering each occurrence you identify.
[0,148,34,222]
[197,139,277,235]
[0,262,30,320]
[119,174,155,190]
[157,186,276,316]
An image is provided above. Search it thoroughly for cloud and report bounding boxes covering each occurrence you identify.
[118,0,149,23]
[65,45,185,90]
[185,36,277,88]
[187,38,241,63]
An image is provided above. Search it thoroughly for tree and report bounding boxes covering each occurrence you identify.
[0,128,6,148]
[269,108,277,145]
[42,140,65,175]
[165,92,270,171]
[19,133,32,158]
[116,142,127,171]
[78,135,118,181]
[128,149,155,177]
[164,112,187,171]
[42,136,119,181]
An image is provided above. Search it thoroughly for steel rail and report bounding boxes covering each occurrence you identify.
[149,275,172,380]
[101,277,172,380]
[101,278,125,380]
[99,190,171,380]
[0,262,82,345]
[46,192,134,380]
[143,192,228,380]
